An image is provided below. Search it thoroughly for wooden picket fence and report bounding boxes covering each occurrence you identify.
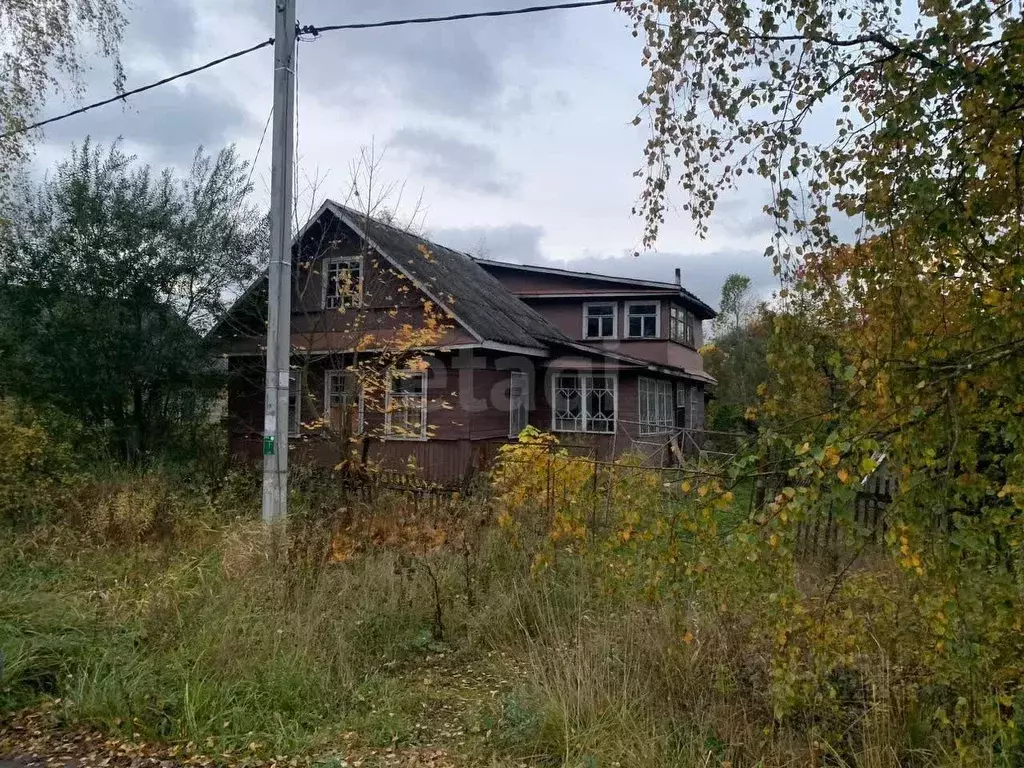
[793,462,897,561]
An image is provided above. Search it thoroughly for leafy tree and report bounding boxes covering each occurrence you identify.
[625,0,1024,255]
[0,0,126,185]
[624,0,1024,755]
[716,272,753,335]
[0,139,264,460]
[703,273,768,431]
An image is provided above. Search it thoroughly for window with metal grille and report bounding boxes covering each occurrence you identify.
[552,373,616,433]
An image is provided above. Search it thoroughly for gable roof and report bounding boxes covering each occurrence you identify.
[324,201,570,351]
[475,258,717,319]
[213,200,713,384]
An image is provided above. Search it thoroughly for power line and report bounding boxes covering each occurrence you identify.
[0,38,275,140]
[245,106,274,192]
[4,0,621,141]
[300,0,618,35]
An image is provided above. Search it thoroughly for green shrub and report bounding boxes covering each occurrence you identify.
[0,399,84,527]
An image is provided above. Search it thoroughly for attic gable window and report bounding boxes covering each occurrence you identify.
[583,302,616,339]
[625,301,660,339]
[323,255,362,309]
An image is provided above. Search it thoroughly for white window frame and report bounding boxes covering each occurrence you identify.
[384,369,428,441]
[690,384,699,430]
[582,301,617,340]
[624,300,661,339]
[324,369,364,435]
[551,372,618,434]
[288,373,301,438]
[509,371,530,438]
[322,255,363,309]
[676,382,688,429]
[670,305,696,346]
[638,377,674,435]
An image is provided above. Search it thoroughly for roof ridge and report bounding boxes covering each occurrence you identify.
[474,256,716,317]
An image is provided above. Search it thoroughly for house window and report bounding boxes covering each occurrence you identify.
[690,384,700,430]
[288,374,301,437]
[676,383,688,429]
[626,302,659,338]
[384,369,427,439]
[583,302,616,339]
[638,377,674,435]
[552,373,616,434]
[670,306,696,346]
[323,256,362,309]
[509,371,529,438]
[325,370,363,434]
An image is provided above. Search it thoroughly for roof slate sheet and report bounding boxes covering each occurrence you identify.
[328,201,570,349]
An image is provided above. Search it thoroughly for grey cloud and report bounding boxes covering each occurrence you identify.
[123,0,198,64]
[391,127,518,196]
[431,223,545,262]
[429,218,779,308]
[241,0,578,122]
[42,81,256,167]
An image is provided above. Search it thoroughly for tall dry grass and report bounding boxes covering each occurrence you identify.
[0,466,1002,767]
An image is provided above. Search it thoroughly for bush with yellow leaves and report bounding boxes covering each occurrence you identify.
[0,399,82,527]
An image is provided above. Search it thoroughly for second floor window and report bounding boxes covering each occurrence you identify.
[583,303,616,339]
[670,306,696,346]
[324,256,362,309]
[384,369,427,439]
[626,302,659,338]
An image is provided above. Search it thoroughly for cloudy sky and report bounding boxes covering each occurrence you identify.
[35,0,786,309]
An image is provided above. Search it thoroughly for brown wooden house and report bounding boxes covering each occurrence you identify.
[214,200,716,480]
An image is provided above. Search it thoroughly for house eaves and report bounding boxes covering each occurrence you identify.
[475,257,717,319]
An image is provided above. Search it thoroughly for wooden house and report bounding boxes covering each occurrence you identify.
[214,200,717,479]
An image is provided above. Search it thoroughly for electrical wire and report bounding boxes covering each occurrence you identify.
[0,38,275,140]
[299,0,618,36]
[245,106,274,192]
[4,0,622,140]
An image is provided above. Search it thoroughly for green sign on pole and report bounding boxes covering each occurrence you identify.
[263,435,275,456]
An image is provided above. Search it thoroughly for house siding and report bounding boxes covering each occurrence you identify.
[506,296,704,371]
[220,206,715,482]
[228,352,705,480]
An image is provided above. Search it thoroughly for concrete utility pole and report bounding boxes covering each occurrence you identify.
[262,0,297,525]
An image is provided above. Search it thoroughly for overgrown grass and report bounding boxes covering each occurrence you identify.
[0,522,469,756]
[0,464,1007,767]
